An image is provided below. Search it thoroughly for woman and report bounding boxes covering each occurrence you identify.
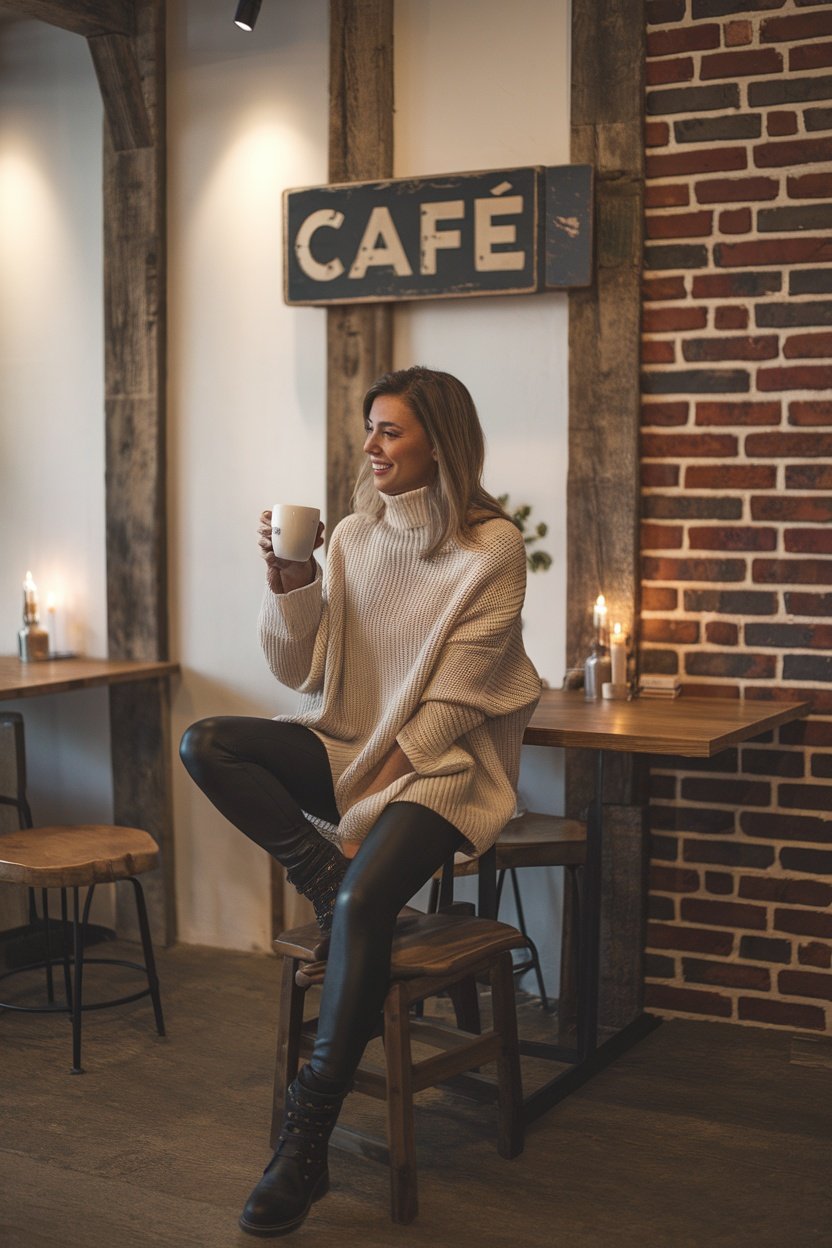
[180,365,541,1236]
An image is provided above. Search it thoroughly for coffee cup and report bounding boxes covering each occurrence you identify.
[271,503,321,563]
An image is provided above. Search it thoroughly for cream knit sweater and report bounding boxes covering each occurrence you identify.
[258,486,541,855]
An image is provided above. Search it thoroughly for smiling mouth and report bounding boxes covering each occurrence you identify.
[371,461,393,474]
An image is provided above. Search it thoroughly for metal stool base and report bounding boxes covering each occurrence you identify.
[0,878,164,1072]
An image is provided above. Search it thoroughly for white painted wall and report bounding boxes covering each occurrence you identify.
[1,1,571,994]
[0,18,113,927]
[167,0,330,951]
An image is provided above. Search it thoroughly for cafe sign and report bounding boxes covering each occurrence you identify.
[283,164,593,305]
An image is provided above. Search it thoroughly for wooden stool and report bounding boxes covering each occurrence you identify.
[0,823,166,1072]
[270,910,527,1224]
[0,712,164,1073]
[430,811,586,1027]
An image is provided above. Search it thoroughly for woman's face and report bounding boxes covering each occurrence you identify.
[363,394,437,496]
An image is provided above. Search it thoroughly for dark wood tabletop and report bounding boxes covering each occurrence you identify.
[524,687,810,757]
[0,655,180,701]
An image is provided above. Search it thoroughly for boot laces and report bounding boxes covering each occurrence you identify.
[265,1086,337,1178]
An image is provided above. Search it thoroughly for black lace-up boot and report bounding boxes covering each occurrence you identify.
[239,1069,345,1237]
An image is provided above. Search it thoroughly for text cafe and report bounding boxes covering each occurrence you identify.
[283,165,594,304]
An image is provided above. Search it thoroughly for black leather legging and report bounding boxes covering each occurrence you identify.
[179,717,463,1088]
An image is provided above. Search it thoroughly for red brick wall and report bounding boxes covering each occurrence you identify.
[641,0,832,1034]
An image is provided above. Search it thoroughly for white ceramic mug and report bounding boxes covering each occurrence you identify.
[271,503,320,563]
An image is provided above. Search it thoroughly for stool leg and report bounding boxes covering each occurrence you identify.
[447,975,481,1035]
[477,846,498,919]
[129,877,166,1037]
[70,886,92,1074]
[41,889,55,1003]
[490,951,524,1160]
[509,869,550,1008]
[59,888,73,1011]
[384,980,417,1225]
[271,957,306,1148]
[558,865,581,1047]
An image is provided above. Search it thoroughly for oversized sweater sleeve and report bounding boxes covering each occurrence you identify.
[396,523,539,776]
[257,560,328,693]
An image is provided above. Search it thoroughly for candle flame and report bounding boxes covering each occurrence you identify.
[24,570,36,591]
[46,592,56,610]
[613,621,623,637]
[594,594,606,609]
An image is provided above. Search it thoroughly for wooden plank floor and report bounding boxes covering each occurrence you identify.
[1,943,829,1248]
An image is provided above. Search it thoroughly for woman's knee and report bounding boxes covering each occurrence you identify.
[331,870,395,935]
[179,716,228,779]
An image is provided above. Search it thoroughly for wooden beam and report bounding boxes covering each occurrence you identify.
[565,0,646,1030]
[0,0,134,37]
[273,1,395,938]
[101,0,173,944]
[567,0,645,671]
[88,33,153,151]
[327,303,392,530]
[326,0,394,533]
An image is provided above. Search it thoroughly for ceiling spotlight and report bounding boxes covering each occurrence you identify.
[234,0,262,31]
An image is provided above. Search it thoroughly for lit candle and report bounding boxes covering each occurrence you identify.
[610,621,627,687]
[46,592,58,655]
[23,570,39,623]
[592,594,608,646]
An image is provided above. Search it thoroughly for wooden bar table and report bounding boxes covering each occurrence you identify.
[0,655,180,941]
[0,655,179,701]
[518,688,810,1123]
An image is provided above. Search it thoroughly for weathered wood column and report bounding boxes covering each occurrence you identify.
[275,0,394,934]
[97,0,173,945]
[566,0,646,1031]
[326,0,394,530]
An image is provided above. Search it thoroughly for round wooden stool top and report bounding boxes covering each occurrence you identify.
[0,825,160,887]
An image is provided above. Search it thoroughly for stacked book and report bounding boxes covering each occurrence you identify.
[638,675,681,699]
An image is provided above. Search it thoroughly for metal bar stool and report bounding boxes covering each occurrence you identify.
[0,711,165,1073]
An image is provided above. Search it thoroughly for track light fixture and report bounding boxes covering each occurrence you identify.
[234,0,262,31]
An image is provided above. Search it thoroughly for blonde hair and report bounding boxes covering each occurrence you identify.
[352,366,508,558]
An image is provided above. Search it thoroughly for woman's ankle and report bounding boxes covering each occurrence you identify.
[298,1063,348,1099]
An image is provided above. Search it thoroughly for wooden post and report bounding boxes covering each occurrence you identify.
[99,0,173,944]
[273,0,395,939]
[566,0,647,1030]
[326,0,394,532]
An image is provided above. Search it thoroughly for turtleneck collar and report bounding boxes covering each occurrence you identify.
[381,486,432,531]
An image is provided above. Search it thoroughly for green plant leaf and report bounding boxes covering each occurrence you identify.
[498,492,553,574]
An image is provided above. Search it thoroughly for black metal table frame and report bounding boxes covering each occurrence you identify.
[476,748,660,1126]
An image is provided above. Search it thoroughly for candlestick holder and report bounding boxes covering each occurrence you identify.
[584,641,611,701]
[602,682,630,701]
[18,592,49,662]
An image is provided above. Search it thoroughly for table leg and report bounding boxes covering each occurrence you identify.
[518,748,661,1124]
[576,749,605,1060]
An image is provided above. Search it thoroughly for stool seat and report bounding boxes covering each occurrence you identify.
[452,811,587,876]
[0,824,160,887]
[276,910,525,980]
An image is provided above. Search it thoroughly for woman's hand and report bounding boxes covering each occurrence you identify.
[258,509,325,595]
